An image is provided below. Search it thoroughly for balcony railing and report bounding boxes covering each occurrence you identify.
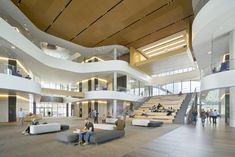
[201,59,234,77]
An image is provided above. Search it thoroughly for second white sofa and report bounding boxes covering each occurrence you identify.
[30,123,61,134]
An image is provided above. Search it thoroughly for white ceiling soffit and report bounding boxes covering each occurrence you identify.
[138,31,187,58]
[0,0,129,57]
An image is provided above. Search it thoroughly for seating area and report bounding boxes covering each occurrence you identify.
[56,124,125,144]
[131,94,186,124]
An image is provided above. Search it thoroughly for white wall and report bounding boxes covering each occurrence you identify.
[98,103,108,117]
[0,97,8,122]
[16,97,29,115]
[82,103,89,118]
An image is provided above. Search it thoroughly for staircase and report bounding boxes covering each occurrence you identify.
[173,93,193,124]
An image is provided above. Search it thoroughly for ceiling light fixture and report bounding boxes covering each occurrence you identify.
[142,35,184,52]
[148,44,186,57]
[145,39,185,55]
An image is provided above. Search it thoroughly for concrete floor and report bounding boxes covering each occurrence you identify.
[0,117,180,157]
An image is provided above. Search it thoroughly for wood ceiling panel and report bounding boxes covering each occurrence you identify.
[16,0,70,31]
[95,1,192,45]
[72,0,168,46]
[12,0,193,50]
[46,0,121,41]
[127,20,188,48]
[96,0,193,47]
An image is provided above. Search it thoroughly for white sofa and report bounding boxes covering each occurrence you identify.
[105,118,118,124]
[94,124,117,130]
[132,119,163,127]
[30,123,61,134]
[132,119,150,126]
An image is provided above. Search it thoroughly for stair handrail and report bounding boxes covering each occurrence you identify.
[184,89,198,124]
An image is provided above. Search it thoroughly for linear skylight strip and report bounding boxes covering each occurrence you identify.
[148,44,186,57]
[142,35,184,52]
[145,39,185,55]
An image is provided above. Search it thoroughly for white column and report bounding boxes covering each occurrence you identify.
[229,30,235,127]
[113,72,117,117]
[113,48,117,60]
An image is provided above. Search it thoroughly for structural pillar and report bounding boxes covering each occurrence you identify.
[113,48,117,60]
[33,101,36,114]
[229,30,235,127]
[113,72,117,117]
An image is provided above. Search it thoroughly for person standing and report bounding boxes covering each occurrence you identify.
[95,111,99,124]
[212,109,218,124]
[91,110,96,123]
[191,110,198,125]
[201,109,207,127]
[208,109,213,123]
[17,108,25,126]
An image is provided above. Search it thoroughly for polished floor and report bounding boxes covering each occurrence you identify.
[0,117,179,157]
[0,117,234,157]
[123,118,235,157]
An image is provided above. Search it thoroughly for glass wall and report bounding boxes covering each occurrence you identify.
[152,80,200,96]
[35,103,70,117]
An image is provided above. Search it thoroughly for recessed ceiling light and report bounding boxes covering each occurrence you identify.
[208,51,212,55]
[11,46,16,49]
[142,35,184,52]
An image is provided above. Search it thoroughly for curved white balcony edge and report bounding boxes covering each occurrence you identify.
[192,0,235,68]
[0,74,41,95]
[0,0,128,56]
[201,70,235,91]
[0,18,151,83]
[81,91,144,102]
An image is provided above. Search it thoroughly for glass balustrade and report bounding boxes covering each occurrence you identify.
[201,59,234,77]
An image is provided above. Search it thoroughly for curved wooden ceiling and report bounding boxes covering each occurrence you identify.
[12,0,193,49]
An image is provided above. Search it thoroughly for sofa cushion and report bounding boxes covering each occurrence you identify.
[105,118,117,124]
[61,124,70,131]
[132,119,150,126]
[56,131,79,143]
[30,123,61,134]
[94,124,116,130]
[89,130,125,144]
[147,121,163,127]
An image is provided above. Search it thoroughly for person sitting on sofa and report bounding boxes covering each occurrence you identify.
[22,118,39,135]
[78,118,94,146]
[115,116,125,130]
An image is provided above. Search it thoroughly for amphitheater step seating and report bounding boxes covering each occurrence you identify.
[131,94,186,124]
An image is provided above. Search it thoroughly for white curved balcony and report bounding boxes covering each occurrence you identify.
[81,91,144,102]
[0,18,151,83]
[192,0,235,69]
[201,70,235,91]
[0,73,41,95]
[0,0,128,57]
